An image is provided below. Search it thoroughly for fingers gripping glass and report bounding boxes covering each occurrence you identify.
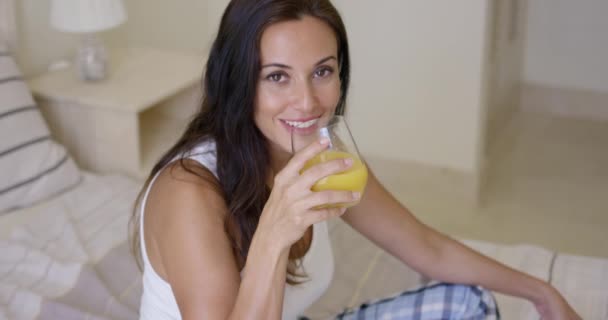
[291,115,368,209]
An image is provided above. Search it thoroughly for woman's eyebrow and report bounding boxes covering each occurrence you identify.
[315,56,337,65]
[261,55,337,69]
[261,62,292,69]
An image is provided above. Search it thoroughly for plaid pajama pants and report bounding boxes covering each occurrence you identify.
[333,282,500,320]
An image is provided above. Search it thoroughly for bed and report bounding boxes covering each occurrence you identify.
[2,176,608,320]
[1,1,607,319]
[0,174,142,320]
[1,2,142,318]
[306,220,608,319]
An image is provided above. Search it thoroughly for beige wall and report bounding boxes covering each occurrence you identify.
[524,0,608,93]
[14,0,127,77]
[482,0,526,152]
[205,0,230,44]
[332,0,490,173]
[113,0,213,53]
[13,0,214,75]
[14,0,77,77]
[16,0,494,176]
[112,0,492,173]
[118,0,492,174]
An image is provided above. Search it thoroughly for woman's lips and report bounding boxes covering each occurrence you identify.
[280,119,319,135]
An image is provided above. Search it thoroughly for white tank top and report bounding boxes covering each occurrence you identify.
[139,140,334,320]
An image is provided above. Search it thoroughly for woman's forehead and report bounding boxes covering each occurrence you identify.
[259,16,338,66]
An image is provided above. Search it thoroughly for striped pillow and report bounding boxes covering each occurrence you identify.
[0,52,80,213]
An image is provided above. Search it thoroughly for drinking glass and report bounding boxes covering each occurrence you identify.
[291,115,368,208]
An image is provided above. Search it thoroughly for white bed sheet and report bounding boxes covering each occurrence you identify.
[306,219,608,320]
[2,172,606,319]
[0,199,58,241]
[0,172,143,320]
[0,173,136,238]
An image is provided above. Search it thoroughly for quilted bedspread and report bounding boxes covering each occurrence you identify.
[0,174,142,320]
[1,173,607,319]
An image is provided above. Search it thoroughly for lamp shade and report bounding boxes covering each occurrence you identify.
[50,0,127,33]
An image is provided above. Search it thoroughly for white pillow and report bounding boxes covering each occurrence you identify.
[0,51,81,213]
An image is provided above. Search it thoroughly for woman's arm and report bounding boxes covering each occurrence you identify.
[146,161,288,320]
[342,169,580,318]
[147,140,355,320]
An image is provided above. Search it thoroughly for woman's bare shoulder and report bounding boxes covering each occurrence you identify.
[147,159,226,217]
[144,159,240,316]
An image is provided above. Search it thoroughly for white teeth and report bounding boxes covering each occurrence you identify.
[284,118,318,129]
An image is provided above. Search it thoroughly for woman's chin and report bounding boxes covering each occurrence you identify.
[280,142,294,156]
[267,139,293,157]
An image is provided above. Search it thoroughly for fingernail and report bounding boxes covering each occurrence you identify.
[344,158,353,166]
[319,138,330,146]
[352,192,360,199]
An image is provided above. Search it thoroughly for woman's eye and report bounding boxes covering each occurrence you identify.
[314,67,334,78]
[267,73,286,82]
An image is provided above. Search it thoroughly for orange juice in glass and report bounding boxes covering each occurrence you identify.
[291,115,368,209]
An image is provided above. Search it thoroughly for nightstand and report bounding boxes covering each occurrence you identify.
[28,47,204,180]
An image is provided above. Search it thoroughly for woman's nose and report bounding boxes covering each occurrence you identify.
[292,80,317,113]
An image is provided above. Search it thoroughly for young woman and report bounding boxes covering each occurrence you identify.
[131,1,581,319]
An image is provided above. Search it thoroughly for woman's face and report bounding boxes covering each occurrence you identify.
[254,15,341,156]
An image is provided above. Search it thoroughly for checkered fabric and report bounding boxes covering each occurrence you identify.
[334,282,500,320]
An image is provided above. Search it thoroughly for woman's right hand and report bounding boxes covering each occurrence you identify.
[257,138,360,251]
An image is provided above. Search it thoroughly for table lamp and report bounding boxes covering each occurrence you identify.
[50,0,127,82]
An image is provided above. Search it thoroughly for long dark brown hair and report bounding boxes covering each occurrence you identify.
[130,0,350,284]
